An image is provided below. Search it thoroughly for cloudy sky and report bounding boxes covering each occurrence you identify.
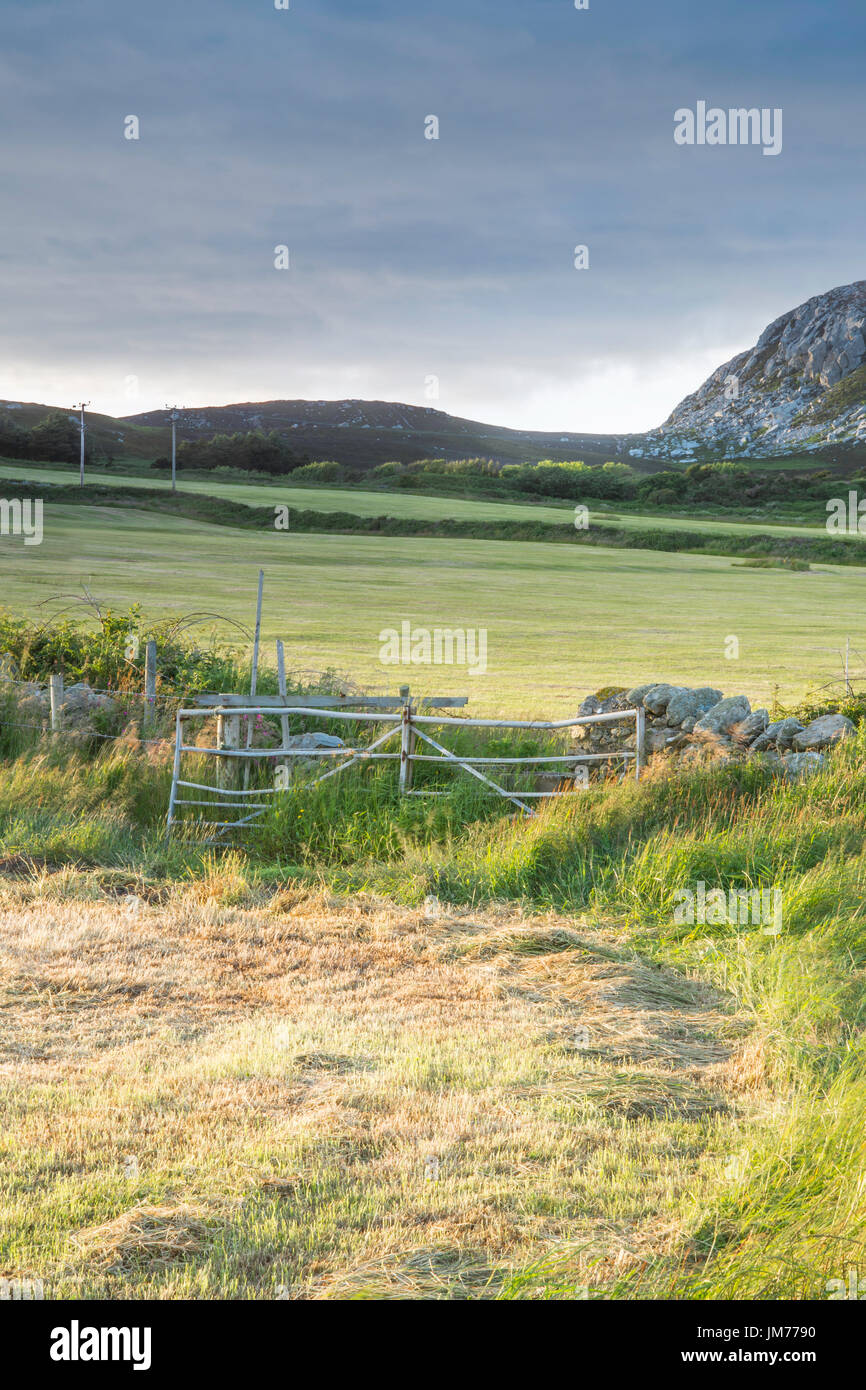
[1,0,864,431]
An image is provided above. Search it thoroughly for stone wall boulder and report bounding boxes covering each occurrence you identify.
[642,683,686,716]
[693,695,751,737]
[731,710,769,745]
[578,688,630,718]
[792,714,855,751]
[751,717,804,752]
[14,682,48,722]
[665,687,724,728]
[57,682,118,732]
[782,751,827,779]
[625,683,661,707]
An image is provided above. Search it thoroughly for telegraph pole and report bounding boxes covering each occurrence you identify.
[166,405,180,491]
[77,402,89,487]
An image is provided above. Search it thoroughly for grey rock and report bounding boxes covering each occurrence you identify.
[646,726,682,753]
[732,709,769,744]
[751,717,804,753]
[781,751,827,780]
[625,683,662,708]
[643,683,686,716]
[792,714,855,751]
[284,732,344,750]
[694,695,751,736]
[665,686,724,727]
[62,681,116,715]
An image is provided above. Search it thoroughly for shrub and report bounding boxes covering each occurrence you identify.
[291,460,345,483]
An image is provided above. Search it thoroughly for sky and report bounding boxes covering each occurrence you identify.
[1,0,864,432]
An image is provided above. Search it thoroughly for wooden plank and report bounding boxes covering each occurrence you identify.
[217,711,241,791]
[190,692,468,710]
[49,673,64,732]
[275,640,290,752]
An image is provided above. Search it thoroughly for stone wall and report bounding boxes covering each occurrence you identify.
[575,683,856,781]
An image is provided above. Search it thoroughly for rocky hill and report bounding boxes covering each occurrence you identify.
[634,282,866,464]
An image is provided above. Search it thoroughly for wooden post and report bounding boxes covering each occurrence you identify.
[49,673,64,732]
[144,641,157,728]
[635,706,646,781]
[218,711,241,791]
[399,689,415,794]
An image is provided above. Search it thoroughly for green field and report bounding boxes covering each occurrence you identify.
[3,501,862,713]
[0,460,832,539]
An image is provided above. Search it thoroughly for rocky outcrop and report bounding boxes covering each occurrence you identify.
[629,282,866,461]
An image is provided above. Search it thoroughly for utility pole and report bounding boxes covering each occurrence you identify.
[166,405,181,492]
[76,402,89,486]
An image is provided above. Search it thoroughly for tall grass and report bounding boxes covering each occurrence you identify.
[0,711,863,1299]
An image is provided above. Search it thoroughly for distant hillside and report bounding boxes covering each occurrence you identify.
[0,399,166,461]
[123,398,629,470]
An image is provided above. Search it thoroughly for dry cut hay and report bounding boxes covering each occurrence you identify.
[72,1203,219,1271]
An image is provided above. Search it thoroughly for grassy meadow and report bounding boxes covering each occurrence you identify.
[0,472,864,1302]
[1,500,864,713]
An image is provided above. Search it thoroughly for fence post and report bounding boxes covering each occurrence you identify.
[635,705,645,781]
[217,710,241,791]
[399,697,414,794]
[49,673,64,732]
[144,641,157,729]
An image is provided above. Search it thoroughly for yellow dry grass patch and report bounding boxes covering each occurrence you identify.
[0,877,767,1299]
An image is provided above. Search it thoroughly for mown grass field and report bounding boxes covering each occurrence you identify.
[1,500,863,713]
[0,459,833,537]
